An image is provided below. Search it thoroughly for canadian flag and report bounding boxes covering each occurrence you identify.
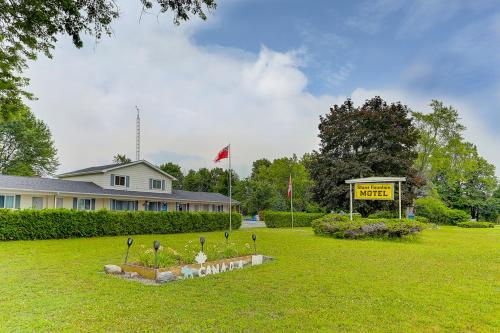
[287,174,293,199]
[214,145,229,162]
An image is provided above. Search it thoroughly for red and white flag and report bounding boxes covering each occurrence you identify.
[287,174,293,199]
[214,145,229,163]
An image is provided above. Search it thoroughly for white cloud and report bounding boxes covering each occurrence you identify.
[24,3,499,179]
[25,7,342,176]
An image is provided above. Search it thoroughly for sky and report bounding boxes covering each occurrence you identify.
[26,0,500,177]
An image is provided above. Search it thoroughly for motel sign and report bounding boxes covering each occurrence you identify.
[345,177,406,220]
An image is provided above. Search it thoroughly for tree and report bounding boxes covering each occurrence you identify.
[413,101,465,193]
[414,101,497,219]
[250,158,271,179]
[309,97,421,216]
[0,108,58,176]
[159,162,183,189]
[113,154,132,164]
[235,179,276,215]
[0,0,217,117]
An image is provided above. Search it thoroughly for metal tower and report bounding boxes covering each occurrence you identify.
[135,106,140,161]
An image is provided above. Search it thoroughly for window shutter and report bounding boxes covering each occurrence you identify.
[161,180,165,191]
[73,198,78,209]
[135,201,139,211]
[110,174,115,186]
[149,178,153,189]
[15,195,21,209]
[126,176,130,187]
[91,199,96,210]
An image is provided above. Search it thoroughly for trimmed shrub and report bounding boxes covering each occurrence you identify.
[457,221,495,228]
[260,211,327,228]
[415,197,469,225]
[367,211,399,219]
[0,209,242,241]
[311,214,427,239]
[367,211,430,224]
[414,216,429,223]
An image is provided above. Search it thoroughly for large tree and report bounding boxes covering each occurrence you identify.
[309,97,421,216]
[0,0,216,99]
[0,107,58,176]
[159,162,184,189]
[413,101,497,219]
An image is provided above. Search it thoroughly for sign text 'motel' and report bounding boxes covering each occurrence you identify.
[354,183,394,201]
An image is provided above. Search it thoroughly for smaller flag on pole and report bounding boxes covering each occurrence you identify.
[214,145,229,162]
[287,174,293,198]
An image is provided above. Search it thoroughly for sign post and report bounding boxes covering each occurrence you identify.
[345,177,406,221]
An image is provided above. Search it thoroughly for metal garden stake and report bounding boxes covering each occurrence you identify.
[252,234,257,255]
[153,240,160,269]
[200,236,205,252]
[124,237,133,264]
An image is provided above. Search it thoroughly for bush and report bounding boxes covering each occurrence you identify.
[415,197,470,225]
[260,211,327,228]
[0,209,242,241]
[457,221,495,228]
[311,214,427,239]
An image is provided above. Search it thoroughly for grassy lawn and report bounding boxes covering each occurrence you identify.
[0,226,499,332]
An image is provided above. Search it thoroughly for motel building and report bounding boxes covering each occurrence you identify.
[0,160,236,212]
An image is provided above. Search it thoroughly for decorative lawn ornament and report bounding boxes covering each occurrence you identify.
[153,240,160,269]
[195,251,207,267]
[252,234,257,255]
[124,237,133,264]
[224,231,229,244]
[199,236,205,252]
[181,266,195,279]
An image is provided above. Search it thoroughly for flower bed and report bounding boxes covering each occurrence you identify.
[104,236,272,283]
[312,214,427,239]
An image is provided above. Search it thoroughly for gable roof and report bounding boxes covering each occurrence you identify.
[0,174,237,204]
[57,160,177,180]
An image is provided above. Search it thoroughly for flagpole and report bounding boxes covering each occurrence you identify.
[228,143,232,232]
[290,174,294,229]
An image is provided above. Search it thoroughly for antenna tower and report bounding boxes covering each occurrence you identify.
[135,106,140,161]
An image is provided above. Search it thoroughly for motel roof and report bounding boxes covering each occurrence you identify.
[57,160,178,180]
[0,174,237,204]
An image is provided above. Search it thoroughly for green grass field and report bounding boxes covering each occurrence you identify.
[0,226,498,332]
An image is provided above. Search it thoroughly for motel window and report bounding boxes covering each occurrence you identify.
[145,201,161,211]
[111,200,138,211]
[56,197,64,209]
[73,198,96,211]
[151,179,162,190]
[32,197,44,210]
[176,203,189,212]
[212,204,224,212]
[0,195,21,209]
[110,174,129,187]
[115,175,126,186]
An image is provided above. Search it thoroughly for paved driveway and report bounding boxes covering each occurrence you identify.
[241,221,266,228]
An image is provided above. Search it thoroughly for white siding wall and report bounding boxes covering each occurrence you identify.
[103,163,173,193]
[60,163,173,194]
[57,173,108,188]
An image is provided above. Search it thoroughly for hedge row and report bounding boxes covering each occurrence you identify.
[415,197,470,225]
[0,209,242,241]
[367,210,429,223]
[457,221,495,228]
[260,211,327,228]
[312,214,427,239]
